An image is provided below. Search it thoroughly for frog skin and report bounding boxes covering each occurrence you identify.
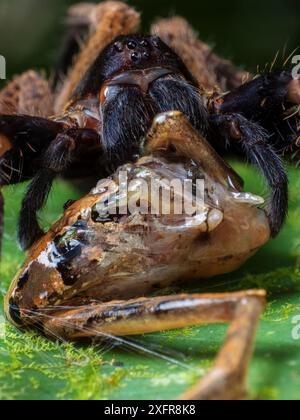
[5,111,270,400]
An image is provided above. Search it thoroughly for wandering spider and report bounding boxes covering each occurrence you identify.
[1,0,300,401]
[0,1,299,251]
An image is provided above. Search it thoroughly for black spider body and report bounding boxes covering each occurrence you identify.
[72,35,207,166]
[0,32,299,251]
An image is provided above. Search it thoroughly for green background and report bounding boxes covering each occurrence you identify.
[0,0,300,77]
[0,0,300,401]
[1,166,300,400]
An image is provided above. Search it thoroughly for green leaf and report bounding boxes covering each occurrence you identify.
[1,164,300,400]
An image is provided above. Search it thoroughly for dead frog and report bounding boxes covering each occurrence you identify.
[5,112,270,400]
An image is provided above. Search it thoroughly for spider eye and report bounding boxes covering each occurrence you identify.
[53,220,87,260]
[140,40,149,47]
[131,52,139,62]
[114,42,123,53]
[127,41,137,50]
[152,37,161,48]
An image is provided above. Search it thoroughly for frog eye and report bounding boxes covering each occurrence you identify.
[50,220,89,286]
[52,220,86,270]
[54,220,87,257]
[54,238,82,261]
[91,202,122,224]
[91,204,115,223]
[72,219,88,231]
[52,236,82,287]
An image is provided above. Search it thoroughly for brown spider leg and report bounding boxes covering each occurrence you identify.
[54,1,140,113]
[0,70,53,117]
[151,17,250,92]
[40,290,266,400]
[52,4,97,90]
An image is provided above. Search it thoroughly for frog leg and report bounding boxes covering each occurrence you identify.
[54,1,141,112]
[151,17,249,91]
[42,290,266,400]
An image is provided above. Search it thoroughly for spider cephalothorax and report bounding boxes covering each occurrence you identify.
[69,33,208,164]
[0,1,299,251]
[1,0,300,402]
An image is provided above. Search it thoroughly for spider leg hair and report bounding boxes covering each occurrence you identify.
[101,87,159,169]
[209,113,288,237]
[149,75,209,136]
[217,71,297,118]
[18,128,100,250]
[0,115,64,186]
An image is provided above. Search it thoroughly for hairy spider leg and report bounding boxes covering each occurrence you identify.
[151,16,248,91]
[211,70,300,153]
[209,113,288,237]
[54,1,141,112]
[18,128,100,250]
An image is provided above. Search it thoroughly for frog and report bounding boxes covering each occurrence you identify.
[5,111,270,400]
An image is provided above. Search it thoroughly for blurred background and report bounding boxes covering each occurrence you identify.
[0,0,299,80]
